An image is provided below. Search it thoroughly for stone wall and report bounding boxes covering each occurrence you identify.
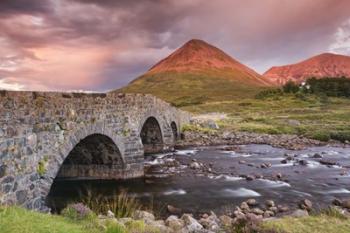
[0,90,190,210]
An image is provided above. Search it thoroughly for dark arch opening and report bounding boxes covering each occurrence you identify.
[171,122,178,141]
[47,134,124,212]
[140,117,163,154]
[56,134,124,179]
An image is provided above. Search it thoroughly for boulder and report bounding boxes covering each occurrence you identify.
[332,198,342,206]
[240,202,250,211]
[263,210,275,218]
[265,200,275,208]
[290,209,309,217]
[167,205,182,215]
[320,160,337,166]
[181,214,203,232]
[341,199,350,209]
[246,199,257,206]
[133,210,155,223]
[107,210,115,218]
[165,215,185,231]
[251,208,264,215]
[190,162,201,170]
[299,199,312,211]
[312,153,323,159]
[219,215,233,226]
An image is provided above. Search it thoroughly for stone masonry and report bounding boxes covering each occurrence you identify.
[0,90,190,211]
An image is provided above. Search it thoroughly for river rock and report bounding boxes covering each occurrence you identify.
[312,153,323,159]
[299,199,312,211]
[251,208,264,215]
[246,198,257,206]
[277,205,289,213]
[165,215,185,231]
[107,210,115,218]
[219,215,233,226]
[240,202,250,211]
[133,210,155,223]
[181,214,203,232]
[246,175,255,181]
[290,209,309,217]
[341,199,350,209]
[190,162,201,170]
[167,205,182,215]
[332,198,342,206]
[320,160,337,166]
[263,210,275,218]
[199,217,220,231]
[280,159,288,164]
[299,160,308,166]
[265,200,275,208]
[245,213,263,224]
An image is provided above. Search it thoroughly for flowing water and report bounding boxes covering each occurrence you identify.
[48,144,350,215]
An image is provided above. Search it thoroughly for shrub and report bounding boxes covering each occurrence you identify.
[61,203,94,221]
[105,224,127,233]
[283,81,300,93]
[80,189,141,218]
[255,89,283,99]
[311,131,331,142]
[320,207,348,220]
[330,131,350,142]
[305,77,350,98]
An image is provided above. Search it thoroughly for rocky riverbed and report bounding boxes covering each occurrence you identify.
[50,143,350,232]
[177,129,348,150]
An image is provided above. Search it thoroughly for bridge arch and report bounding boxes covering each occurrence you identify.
[170,121,179,141]
[139,116,164,154]
[55,133,125,179]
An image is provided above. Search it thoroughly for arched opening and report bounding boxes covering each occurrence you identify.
[56,134,124,179]
[140,117,163,154]
[47,134,125,212]
[171,122,178,141]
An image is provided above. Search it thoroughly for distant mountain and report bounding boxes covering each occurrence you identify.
[264,53,350,85]
[119,39,272,106]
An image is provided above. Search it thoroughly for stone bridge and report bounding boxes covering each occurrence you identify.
[0,91,190,211]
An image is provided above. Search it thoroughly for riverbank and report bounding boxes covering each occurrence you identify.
[2,202,350,233]
[177,128,347,150]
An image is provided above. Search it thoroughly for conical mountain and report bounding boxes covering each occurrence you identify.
[120,39,272,106]
[264,53,350,85]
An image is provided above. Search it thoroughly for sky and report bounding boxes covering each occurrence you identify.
[0,0,350,92]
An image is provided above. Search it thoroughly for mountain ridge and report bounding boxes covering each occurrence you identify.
[264,53,350,85]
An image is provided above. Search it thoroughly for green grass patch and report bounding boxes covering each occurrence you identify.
[261,214,350,233]
[0,206,101,233]
[182,95,350,140]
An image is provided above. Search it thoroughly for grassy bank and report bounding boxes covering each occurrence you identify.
[0,206,101,233]
[1,206,350,233]
[0,206,158,233]
[183,94,350,142]
[261,214,350,233]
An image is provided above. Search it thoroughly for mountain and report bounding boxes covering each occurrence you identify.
[119,39,272,106]
[264,53,350,85]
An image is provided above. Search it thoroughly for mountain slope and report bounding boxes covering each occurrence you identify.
[264,53,350,85]
[119,39,272,106]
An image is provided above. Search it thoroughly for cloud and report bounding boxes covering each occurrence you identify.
[0,0,350,91]
[329,18,350,55]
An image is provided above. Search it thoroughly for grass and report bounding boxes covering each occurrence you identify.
[119,71,269,107]
[261,212,350,233]
[79,189,141,218]
[0,206,101,233]
[0,206,159,233]
[182,94,350,141]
